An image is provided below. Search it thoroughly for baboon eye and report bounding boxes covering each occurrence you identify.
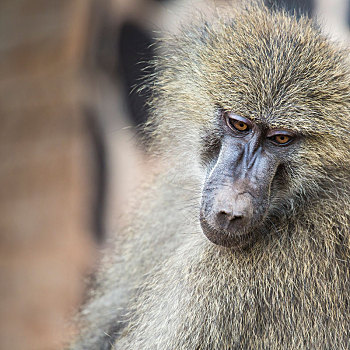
[274,135,291,144]
[224,112,251,133]
[267,131,295,146]
[232,120,249,131]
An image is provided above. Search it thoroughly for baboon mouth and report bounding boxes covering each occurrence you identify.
[199,215,256,249]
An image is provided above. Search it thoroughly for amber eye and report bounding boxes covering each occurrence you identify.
[232,120,249,131]
[274,135,291,144]
[269,134,294,146]
[224,113,251,133]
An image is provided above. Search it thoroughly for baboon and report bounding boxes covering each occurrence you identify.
[72,1,350,349]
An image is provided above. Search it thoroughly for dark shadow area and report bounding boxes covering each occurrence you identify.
[265,0,314,17]
[118,22,155,130]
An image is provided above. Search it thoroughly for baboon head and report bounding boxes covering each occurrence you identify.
[198,13,350,248]
[150,4,350,249]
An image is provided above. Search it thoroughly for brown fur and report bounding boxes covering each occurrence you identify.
[72,2,350,349]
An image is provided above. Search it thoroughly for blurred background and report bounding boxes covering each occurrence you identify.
[0,0,349,349]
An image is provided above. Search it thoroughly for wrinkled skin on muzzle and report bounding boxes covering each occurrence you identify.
[200,134,279,248]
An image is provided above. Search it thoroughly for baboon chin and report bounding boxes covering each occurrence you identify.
[72,1,350,350]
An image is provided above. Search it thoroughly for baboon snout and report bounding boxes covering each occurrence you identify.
[200,186,261,248]
[200,134,277,247]
[213,192,253,234]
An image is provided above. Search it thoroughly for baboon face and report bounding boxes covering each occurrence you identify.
[200,110,299,248]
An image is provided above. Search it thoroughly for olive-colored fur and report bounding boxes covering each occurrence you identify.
[72,2,350,349]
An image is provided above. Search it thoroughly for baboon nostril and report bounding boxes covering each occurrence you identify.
[218,211,244,221]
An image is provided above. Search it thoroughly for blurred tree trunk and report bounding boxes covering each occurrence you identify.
[0,1,95,349]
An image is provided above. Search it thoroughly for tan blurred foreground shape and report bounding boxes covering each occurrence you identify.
[0,1,96,349]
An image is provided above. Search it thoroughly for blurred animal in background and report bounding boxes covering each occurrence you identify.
[72,1,350,349]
